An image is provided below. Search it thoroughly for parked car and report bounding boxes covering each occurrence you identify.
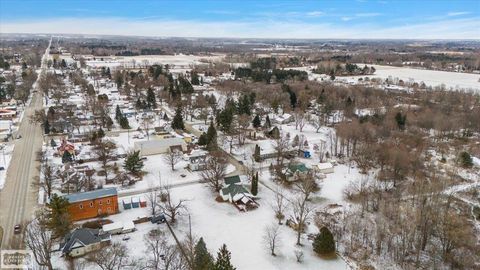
[14,224,21,234]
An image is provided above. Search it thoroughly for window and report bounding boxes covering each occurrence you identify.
[79,204,83,209]
[90,202,94,207]
[99,200,102,205]
[107,199,111,205]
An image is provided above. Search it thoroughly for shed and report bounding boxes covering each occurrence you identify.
[139,197,147,208]
[121,221,135,233]
[315,162,334,174]
[131,197,140,208]
[101,222,124,235]
[122,200,132,210]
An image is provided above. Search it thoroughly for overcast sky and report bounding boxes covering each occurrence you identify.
[1,0,479,39]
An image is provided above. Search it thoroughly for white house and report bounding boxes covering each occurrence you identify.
[60,228,111,257]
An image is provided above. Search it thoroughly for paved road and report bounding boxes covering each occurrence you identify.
[0,38,50,249]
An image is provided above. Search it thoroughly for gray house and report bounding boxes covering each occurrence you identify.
[59,228,111,257]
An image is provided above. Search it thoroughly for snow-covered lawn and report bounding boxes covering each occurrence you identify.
[0,144,14,190]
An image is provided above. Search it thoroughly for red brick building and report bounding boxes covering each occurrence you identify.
[63,188,118,221]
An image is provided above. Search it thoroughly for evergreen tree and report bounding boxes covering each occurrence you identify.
[206,121,217,143]
[194,237,214,270]
[217,108,234,133]
[124,150,144,174]
[264,115,271,129]
[395,112,407,130]
[62,151,73,164]
[46,194,72,238]
[214,244,236,270]
[198,133,208,146]
[252,115,261,128]
[253,144,261,162]
[50,139,57,149]
[97,127,105,138]
[459,151,473,168]
[171,106,185,130]
[44,120,50,134]
[191,71,200,85]
[146,88,157,108]
[251,172,258,196]
[313,227,336,255]
[115,105,122,121]
[119,116,130,129]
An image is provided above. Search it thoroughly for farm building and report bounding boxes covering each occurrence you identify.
[59,228,111,257]
[134,137,187,156]
[63,187,119,221]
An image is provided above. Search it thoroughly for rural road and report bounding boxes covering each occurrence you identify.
[0,38,50,249]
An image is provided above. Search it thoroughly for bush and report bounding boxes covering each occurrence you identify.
[313,227,335,256]
[459,151,473,168]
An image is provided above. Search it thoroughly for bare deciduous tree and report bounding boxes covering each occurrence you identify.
[159,184,187,223]
[94,139,117,182]
[163,149,182,171]
[144,229,187,270]
[291,196,314,246]
[200,151,228,192]
[87,242,136,270]
[25,210,54,270]
[271,187,287,225]
[264,223,282,256]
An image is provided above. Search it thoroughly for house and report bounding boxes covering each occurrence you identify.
[187,149,208,171]
[59,228,111,257]
[314,162,334,174]
[220,175,258,211]
[0,109,16,120]
[270,113,294,124]
[57,139,75,156]
[134,137,187,156]
[63,187,119,221]
[285,163,311,182]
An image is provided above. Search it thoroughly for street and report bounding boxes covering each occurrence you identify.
[0,38,50,249]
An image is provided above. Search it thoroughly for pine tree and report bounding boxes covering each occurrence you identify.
[264,115,271,129]
[47,194,72,238]
[193,237,214,270]
[252,115,261,128]
[50,139,57,149]
[198,133,208,146]
[459,151,473,168]
[206,121,217,149]
[313,227,336,255]
[119,116,130,129]
[44,120,50,134]
[62,151,73,164]
[146,88,157,108]
[395,112,407,130]
[171,106,185,130]
[124,150,144,174]
[253,144,261,162]
[214,244,236,270]
[251,172,258,196]
[97,127,105,138]
[191,71,200,85]
[115,105,122,121]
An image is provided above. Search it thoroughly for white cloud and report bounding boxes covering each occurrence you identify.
[1,17,479,39]
[447,11,470,17]
[306,11,325,17]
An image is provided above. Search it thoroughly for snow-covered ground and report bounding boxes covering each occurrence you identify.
[0,144,14,189]
[85,54,224,69]
[347,64,480,92]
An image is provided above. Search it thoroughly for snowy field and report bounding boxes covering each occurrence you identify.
[348,64,480,92]
[86,54,224,69]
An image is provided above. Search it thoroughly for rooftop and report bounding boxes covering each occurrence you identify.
[63,187,117,203]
